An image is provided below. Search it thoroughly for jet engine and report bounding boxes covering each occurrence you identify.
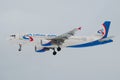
[35,45,50,52]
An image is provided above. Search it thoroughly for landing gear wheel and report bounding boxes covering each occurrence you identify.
[18,48,21,51]
[53,51,57,55]
[57,47,61,51]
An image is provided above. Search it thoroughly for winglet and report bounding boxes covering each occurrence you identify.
[77,27,81,30]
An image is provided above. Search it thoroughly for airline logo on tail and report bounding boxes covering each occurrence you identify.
[97,21,111,38]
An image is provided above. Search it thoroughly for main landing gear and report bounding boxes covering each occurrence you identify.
[57,47,61,51]
[52,47,61,55]
[53,48,57,55]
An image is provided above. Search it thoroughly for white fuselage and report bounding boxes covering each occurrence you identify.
[9,33,103,48]
[33,34,103,48]
[61,35,102,47]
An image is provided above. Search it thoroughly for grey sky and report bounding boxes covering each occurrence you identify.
[0,0,120,80]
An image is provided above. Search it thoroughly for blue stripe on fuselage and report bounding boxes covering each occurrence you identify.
[67,39,113,48]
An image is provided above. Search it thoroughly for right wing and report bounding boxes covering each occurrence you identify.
[53,27,81,40]
[45,27,81,46]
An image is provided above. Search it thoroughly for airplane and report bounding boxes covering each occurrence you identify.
[9,21,113,55]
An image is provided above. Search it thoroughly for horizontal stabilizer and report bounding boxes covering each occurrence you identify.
[99,36,114,42]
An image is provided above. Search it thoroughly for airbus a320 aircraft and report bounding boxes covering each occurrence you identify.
[9,21,113,55]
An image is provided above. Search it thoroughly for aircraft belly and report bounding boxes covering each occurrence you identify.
[62,36,100,47]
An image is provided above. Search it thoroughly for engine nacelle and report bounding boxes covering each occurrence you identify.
[41,40,52,46]
[35,45,50,52]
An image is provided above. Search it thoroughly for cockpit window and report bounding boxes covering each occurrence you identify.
[10,35,16,38]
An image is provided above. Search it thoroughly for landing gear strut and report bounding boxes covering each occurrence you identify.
[18,44,22,51]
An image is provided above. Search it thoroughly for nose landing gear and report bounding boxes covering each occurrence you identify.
[18,44,22,51]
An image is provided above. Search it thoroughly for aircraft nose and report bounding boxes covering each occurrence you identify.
[9,34,16,40]
[10,35,16,37]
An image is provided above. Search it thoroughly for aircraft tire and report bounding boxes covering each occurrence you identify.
[18,49,21,51]
[53,51,57,55]
[57,47,61,51]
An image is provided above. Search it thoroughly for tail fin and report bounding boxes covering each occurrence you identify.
[97,21,111,38]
